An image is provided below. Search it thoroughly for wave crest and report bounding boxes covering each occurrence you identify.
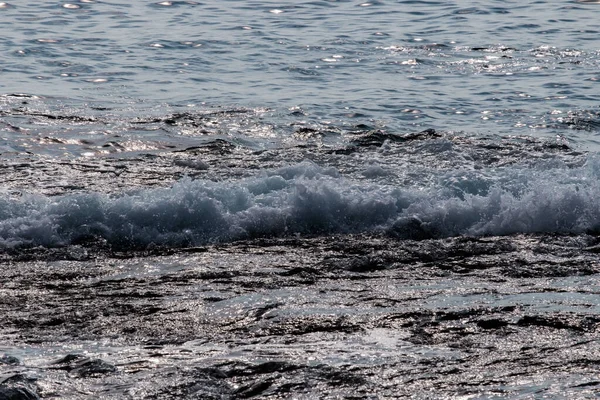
[1,159,600,249]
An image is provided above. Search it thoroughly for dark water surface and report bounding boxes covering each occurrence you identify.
[2,1,600,399]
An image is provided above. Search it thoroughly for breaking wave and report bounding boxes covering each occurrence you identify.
[1,158,600,249]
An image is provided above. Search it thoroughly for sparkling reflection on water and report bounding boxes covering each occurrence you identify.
[0,1,598,145]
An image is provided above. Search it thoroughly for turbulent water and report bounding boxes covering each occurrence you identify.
[1,1,600,399]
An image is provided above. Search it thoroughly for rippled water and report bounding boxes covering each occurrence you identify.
[2,2,600,399]
[1,1,600,149]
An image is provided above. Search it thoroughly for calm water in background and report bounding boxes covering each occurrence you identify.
[1,0,600,150]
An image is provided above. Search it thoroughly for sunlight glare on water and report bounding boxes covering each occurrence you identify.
[2,3,600,399]
[0,1,599,148]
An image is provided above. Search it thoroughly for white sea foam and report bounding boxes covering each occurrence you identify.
[1,158,600,249]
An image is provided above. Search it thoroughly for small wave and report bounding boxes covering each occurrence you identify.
[1,159,600,249]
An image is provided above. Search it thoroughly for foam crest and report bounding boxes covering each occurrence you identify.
[1,159,600,249]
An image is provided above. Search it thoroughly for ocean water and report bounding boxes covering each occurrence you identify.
[2,1,600,399]
[2,0,600,151]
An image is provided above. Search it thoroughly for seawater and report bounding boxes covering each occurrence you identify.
[2,157,600,248]
[2,3,600,398]
[1,1,600,144]
[1,0,600,246]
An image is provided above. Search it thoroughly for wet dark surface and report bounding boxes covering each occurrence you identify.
[2,233,600,398]
[1,119,600,398]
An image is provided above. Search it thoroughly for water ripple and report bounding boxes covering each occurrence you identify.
[0,1,598,144]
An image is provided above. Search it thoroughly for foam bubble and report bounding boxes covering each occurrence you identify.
[1,159,600,249]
